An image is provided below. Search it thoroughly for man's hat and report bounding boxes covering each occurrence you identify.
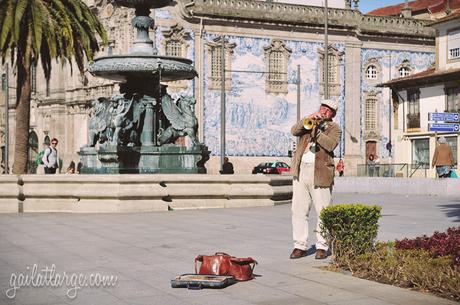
[321,99,339,112]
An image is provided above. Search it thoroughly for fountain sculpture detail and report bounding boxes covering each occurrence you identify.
[79,0,209,174]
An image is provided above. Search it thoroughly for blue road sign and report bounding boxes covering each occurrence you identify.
[428,112,459,122]
[428,123,460,132]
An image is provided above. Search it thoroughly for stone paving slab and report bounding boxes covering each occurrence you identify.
[0,193,458,305]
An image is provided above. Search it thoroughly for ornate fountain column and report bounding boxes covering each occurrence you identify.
[80,0,209,174]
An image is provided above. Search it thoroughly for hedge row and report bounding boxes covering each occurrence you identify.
[320,204,459,301]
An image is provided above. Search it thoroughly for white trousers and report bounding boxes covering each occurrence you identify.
[292,162,332,251]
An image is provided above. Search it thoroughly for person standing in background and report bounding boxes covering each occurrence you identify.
[42,138,59,174]
[432,136,454,178]
[336,158,344,177]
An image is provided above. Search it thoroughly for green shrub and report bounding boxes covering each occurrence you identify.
[319,203,381,263]
[351,243,459,301]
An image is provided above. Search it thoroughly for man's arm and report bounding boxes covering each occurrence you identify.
[316,123,341,153]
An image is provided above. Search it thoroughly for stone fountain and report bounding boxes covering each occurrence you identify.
[79,0,209,174]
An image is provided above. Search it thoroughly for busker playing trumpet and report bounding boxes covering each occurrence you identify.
[289,99,341,259]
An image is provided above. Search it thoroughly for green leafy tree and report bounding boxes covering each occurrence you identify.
[0,0,107,173]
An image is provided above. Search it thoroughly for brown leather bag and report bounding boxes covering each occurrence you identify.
[228,257,258,281]
[195,252,257,281]
[195,252,231,275]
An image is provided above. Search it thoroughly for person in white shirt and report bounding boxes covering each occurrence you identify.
[42,138,60,174]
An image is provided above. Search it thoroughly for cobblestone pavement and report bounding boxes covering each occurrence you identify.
[0,193,458,305]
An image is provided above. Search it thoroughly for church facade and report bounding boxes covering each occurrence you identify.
[1,0,436,174]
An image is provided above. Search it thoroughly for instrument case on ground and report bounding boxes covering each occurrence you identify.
[171,274,236,289]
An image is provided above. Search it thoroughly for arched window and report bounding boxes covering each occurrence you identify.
[366,65,378,79]
[28,131,39,174]
[399,66,410,77]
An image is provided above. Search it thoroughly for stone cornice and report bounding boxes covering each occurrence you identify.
[178,0,435,41]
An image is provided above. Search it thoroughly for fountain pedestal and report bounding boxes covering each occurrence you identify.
[80,0,209,174]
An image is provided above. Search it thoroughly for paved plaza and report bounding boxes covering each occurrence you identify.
[0,193,458,305]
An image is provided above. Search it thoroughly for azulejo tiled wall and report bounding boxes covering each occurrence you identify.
[203,34,345,157]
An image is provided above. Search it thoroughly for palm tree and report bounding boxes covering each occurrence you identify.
[0,0,107,174]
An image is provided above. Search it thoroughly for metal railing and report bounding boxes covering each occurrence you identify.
[357,163,428,178]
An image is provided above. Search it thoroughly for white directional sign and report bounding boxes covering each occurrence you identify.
[428,112,459,122]
[428,123,460,132]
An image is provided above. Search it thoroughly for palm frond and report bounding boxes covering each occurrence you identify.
[0,0,15,50]
[13,0,29,41]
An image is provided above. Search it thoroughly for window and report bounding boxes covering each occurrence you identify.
[412,138,429,167]
[407,90,420,129]
[365,98,377,131]
[165,40,182,57]
[319,46,343,96]
[161,25,191,89]
[31,63,37,94]
[206,37,235,91]
[162,25,190,57]
[46,78,50,97]
[264,39,291,94]
[446,136,458,166]
[1,73,6,91]
[446,86,460,112]
[366,65,378,79]
[448,28,460,60]
[399,66,410,77]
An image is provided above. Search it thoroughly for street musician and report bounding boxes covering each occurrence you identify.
[289,99,341,260]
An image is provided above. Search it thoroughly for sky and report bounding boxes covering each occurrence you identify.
[360,0,406,13]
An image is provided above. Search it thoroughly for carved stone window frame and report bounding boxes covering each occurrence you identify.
[364,91,380,141]
[205,37,236,91]
[161,24,191,89]
[318,46,344,97]
[363,58,382,85]
[397,59,412,78]
[263,39,291,95]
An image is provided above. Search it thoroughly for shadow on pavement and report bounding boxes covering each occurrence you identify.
[438,202,460,222]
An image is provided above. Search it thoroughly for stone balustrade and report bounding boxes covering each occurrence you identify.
[0,175,20,213]
[180,0,435,39]
[0,174,292,213]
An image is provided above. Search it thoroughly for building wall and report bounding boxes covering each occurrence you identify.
[395,85,459,178]
[436,19,460,71]
[1,1,437,175]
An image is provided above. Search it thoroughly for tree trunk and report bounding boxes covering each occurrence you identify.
[12,55,31,174]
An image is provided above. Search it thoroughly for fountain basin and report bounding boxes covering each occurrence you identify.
[88,55,197,82]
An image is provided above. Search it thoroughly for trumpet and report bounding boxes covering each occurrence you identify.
[303,117,322,130]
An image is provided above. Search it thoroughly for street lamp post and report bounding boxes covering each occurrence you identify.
[220,37,226,173]
[3,64,8,174]
[324,0,329,100]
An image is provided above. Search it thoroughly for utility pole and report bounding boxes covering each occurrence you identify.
[324,0,329,99]
[296,65,300,124]
[388,53,392,162]
[4,64,8,174]
[220,37,226,173]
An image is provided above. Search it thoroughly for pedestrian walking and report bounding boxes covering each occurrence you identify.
[42,138,59,174]
[432,136,454,178]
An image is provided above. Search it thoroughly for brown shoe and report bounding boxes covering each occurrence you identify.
[315,249,327,259]
[290,248,307,259]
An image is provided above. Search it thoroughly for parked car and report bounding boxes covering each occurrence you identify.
[252,161,290,175]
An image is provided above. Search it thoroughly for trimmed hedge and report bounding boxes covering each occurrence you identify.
[319,203,381,262]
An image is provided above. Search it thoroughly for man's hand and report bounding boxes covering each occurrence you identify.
[309,112,325,120]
